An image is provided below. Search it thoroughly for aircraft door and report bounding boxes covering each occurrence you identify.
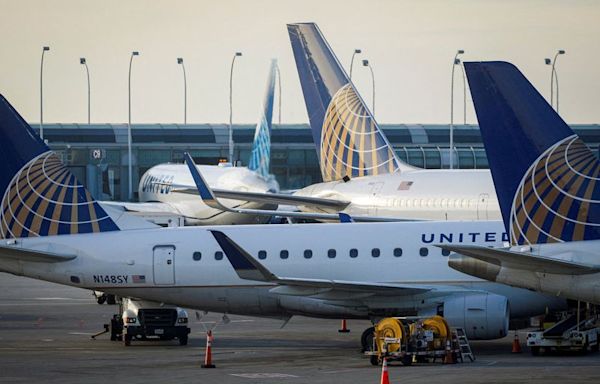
[477,193,489,220]
[153,245,175,285]
[369,182,385,215]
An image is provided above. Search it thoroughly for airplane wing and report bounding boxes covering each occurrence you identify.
[210,230,431,298]
[183,153,421,223]
[173,187,351,211]
[439,244,600,275]
[100,201,178,214]
[0,245,77,263]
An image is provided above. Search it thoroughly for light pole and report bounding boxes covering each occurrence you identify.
[450,49,464,169]
[128,51,139,201]
[349,49,362,79]
[229,52,242,164]
[177,58,187,125]
[460,60,467,125]
[40,46,50,140]
[275,63,282,126]
[362,59,375,116]
[80,58,91,125]
[546,50,565,112]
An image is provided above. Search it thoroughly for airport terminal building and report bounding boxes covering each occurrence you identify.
[37,123,600,201]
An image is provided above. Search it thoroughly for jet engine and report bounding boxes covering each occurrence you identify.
[423,292,509,340]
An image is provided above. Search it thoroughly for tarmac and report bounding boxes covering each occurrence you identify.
[1,272,600,384]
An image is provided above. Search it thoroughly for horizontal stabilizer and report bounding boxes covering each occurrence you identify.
[0,244,77,263]
[210,230,431,298]
[439,244,600,275]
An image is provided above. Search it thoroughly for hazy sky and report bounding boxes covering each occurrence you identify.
[0,0,598,125]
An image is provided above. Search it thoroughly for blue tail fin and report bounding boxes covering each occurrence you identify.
[248,59,276,178]
[465,62,600,245]
[287,23,413,182]
[0,95,119,239]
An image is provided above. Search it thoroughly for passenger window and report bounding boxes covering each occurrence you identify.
[349,248,358,258]
[192,251,202,261]
[304,250,313,259]
[442,249,451,257]
[393,248,403,257]
[328,249,336,258]
[215,251,223,260]
[280,250,289,259]
[258,250,267,260]
[371,248,380,258]
[419,247,428,257]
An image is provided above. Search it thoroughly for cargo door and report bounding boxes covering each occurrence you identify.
[153,245,175,285]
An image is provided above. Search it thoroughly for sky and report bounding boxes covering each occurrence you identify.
[0,0,598,125]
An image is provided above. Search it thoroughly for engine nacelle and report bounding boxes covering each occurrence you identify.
[424,293,509,340]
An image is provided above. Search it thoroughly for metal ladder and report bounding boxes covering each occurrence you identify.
[453,328,475,362]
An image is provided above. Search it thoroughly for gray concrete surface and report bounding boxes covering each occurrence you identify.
[1,272,600,384]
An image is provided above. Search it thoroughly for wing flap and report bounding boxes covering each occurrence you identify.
[439,244,600,275]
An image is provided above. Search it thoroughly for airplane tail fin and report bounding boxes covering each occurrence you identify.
[0,95,120,239]
[465,61,600,245]
[287,23,413,182]
[248,59,277,178]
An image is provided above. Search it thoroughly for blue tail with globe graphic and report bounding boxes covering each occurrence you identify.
[0,95,120,239]
[287,22,414,182]
[465,61,600,246]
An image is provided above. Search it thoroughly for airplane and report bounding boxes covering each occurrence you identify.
[102,60,283,226]
[0,93,565,350]
[284,23,503,221]
[125,23,504,224]
[437,61,600,304]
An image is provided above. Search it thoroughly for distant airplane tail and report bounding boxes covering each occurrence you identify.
[248,59,277,178]
[465,61,600,245]
[287,22,413,182]
[0,95,120,239]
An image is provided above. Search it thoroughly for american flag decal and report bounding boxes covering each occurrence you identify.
[132,275,146,284]
[397,181,413,190]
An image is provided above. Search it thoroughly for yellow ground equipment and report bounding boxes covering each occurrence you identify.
[366,315,467,366]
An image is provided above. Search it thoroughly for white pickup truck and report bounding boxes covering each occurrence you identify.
[119,298,190,346]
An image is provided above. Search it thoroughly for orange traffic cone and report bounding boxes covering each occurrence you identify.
[338,319,350,333]
[443,339,455,364]
[511,332,522,353]
[201,330,216,368]
[380,357,390,384]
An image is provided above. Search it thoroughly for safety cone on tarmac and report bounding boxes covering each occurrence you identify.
[380,357,390,384]
[201,330,216,368]
[338,319,350,333]
[511,332,522,354]
[443,339,455,364]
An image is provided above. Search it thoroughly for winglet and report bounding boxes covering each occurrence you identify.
[338,213,354,223]
[183,152,224,210]
[209,230,277,282]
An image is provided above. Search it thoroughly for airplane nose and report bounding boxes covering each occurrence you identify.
[448,253,501,282]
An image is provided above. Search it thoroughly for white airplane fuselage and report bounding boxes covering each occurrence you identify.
[0,220,565,339]
[138,164,279,225]
[294,169,501,220]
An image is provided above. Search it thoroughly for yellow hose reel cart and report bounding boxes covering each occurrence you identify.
[367,315,457,366]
